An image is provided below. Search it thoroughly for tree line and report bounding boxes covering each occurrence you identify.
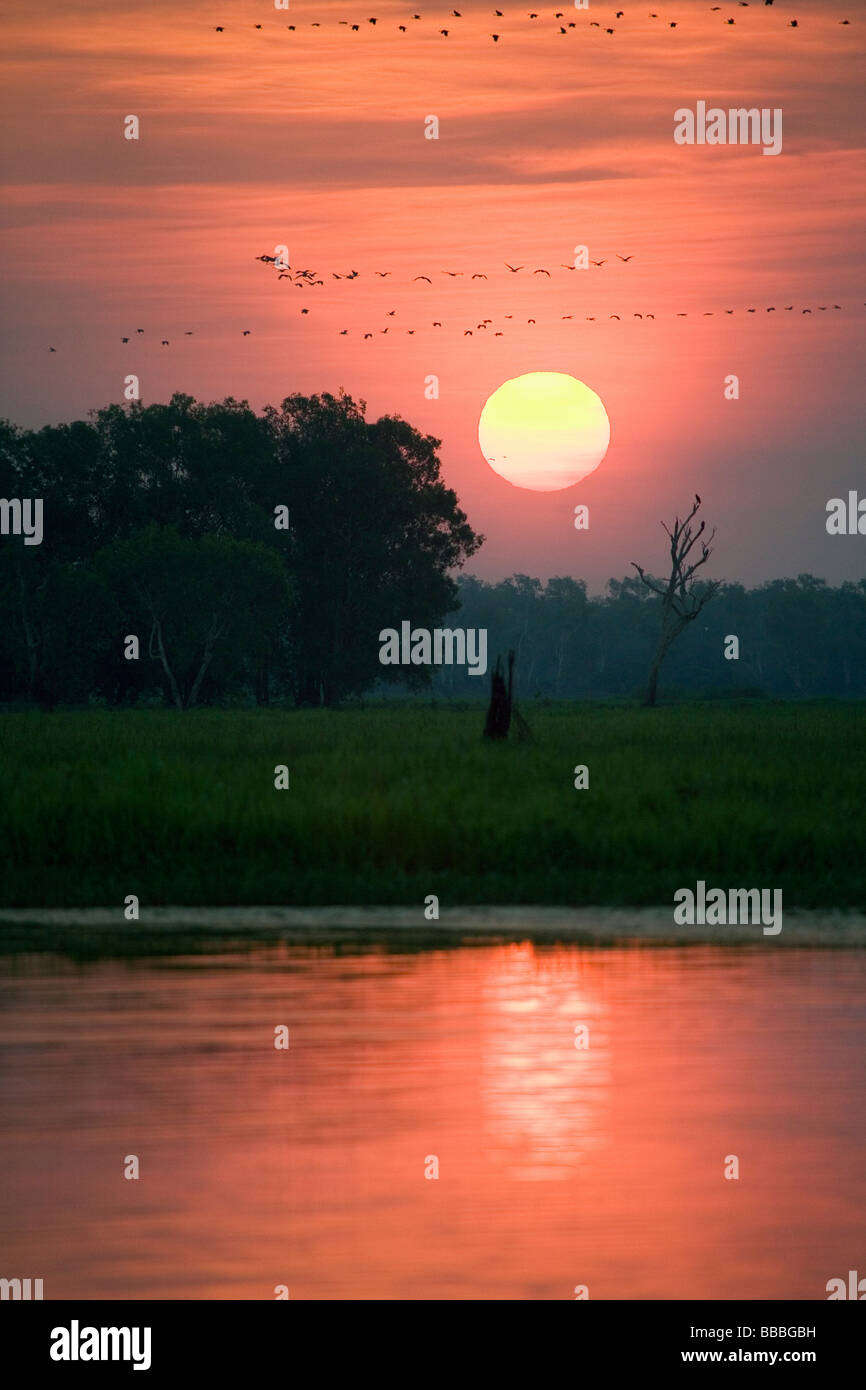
[1,391,863,707]
[426,571,866,701]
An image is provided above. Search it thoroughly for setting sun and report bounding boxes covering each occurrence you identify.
[478,372,611,492]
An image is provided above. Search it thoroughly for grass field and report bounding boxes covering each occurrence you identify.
[0,701,863,908]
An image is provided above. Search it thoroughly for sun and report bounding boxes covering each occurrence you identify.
[478,372,610,492]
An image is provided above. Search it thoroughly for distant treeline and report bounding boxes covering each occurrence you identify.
[1,393,864,707]
[419,573,866,701]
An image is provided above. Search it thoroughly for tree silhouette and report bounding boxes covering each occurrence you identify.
[632,496,720,707]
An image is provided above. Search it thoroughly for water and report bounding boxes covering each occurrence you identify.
[1,940,864,1300]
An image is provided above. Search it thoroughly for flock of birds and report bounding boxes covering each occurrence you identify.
[45,295,856,354]
[330,302,856,339]
[244,253,859,340]
[209,5,854,41]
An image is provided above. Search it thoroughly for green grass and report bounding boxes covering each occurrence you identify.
[0,702,863,907]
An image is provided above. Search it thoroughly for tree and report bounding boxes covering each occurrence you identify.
[631,496,721,707]
[264,391,483,704]
[98,527,289,709]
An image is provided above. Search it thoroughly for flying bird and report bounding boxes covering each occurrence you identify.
[505,263,523,272]
[242,329,251,334]
[414,276,432,283]
[533,268,551,276]
[121,336,129,343]
[590,259,606,266]
[472,273,488,279]
[617,254,633,262]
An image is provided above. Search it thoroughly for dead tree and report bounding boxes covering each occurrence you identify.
[632,495,721,707]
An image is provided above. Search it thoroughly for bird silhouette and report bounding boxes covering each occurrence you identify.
[505,263,523,272]
[533,268,551,276]
[375,271,391,277]
[161,339,169,346]
[610,314,620,320]
[491,33,500,40]
[121,336,129,343]
[440,29,449,35]
[364,332,373,338]
[472,273,488,279]
[590,259,606,267]
[617,254,633,262]
[414,276,432,283]
[48,346,56,351]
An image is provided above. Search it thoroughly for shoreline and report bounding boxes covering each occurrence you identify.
[1,905,865,953]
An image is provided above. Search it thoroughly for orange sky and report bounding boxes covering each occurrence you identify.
[0,0,863,585]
